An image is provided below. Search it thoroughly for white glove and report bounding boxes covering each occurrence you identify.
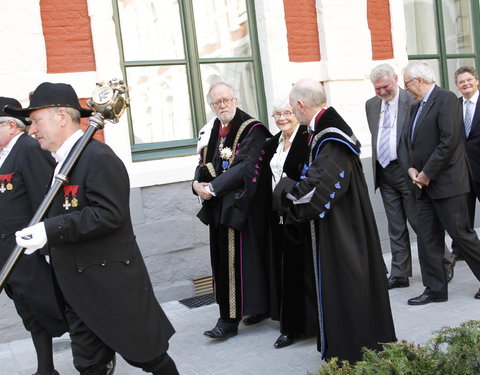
[15,222,48,254]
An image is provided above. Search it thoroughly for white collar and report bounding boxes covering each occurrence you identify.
[3,132,23,154]
[51,129,84,164]
[464,90,479,105]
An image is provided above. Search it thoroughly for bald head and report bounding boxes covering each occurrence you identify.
[289,78,327,124]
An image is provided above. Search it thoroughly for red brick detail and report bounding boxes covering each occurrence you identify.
[367,0,393,60]
[283,0,321,62]
[40,0,96,73]
[79,98,104,142]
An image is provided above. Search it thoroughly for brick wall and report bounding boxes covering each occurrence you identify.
[367,0,393,60]
[40,0,96,73]
[283,0,321,62]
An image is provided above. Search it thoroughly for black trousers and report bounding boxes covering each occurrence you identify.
[416,192,480,295]
[65,305,178,375]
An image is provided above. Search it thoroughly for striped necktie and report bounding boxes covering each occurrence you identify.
[464,99,473,137]
[378,102,391,168]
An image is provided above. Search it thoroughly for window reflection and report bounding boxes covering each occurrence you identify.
[404,0,438,55]
[442,0,474,54]
[126,66,193,144]
[118,0,184,61]
[193,0,251,58]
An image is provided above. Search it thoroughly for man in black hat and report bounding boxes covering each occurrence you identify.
[6,83,178,375]
[0,96,67,375]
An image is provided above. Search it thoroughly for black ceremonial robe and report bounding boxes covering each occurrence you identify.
[264,125,318,334]
[194,108,272,320]
[274,107,396,363]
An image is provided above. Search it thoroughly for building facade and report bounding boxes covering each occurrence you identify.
[1,0,479,301]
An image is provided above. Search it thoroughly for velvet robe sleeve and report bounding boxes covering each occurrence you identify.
[274,141,352,223]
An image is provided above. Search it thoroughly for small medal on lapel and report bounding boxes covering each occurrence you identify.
[63,185,72,210]
[63,185,79,210]
[71,185,79,207]
[0,174,13,193]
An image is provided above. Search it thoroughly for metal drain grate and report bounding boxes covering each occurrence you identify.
[179,293,215,309]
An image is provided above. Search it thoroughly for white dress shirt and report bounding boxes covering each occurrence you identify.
[0,132,23,169]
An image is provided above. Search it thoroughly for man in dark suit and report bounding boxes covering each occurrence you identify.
[7,83,178,375]
[403,61,480,305]
[453,66,480,264]
[0,97,67,375]
[366,64,455,289]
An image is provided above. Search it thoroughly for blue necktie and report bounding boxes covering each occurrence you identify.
[464,99,473,137]
[378,102,392,168]
[410,101,425,142]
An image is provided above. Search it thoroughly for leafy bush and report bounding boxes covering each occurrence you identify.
[314,320,480,375]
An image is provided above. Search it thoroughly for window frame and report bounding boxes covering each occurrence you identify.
[406,0,480,89]
[111,0,268,162]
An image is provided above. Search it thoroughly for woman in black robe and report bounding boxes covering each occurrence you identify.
[264,97,318,348]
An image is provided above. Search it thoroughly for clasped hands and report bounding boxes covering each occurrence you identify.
[408,168,430,189]
[15,222,47,254]
[193,181,213,201]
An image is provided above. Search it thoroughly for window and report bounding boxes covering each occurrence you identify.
[404,0,480,92]
[112,0,267,161]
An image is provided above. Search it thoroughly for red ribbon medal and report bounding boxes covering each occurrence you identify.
[63,185,79,210]
[0,173,14,193]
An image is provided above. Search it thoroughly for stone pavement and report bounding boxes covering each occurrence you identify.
[1,252,479,375]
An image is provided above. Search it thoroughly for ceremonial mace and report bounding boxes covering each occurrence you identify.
[0,79,129,293]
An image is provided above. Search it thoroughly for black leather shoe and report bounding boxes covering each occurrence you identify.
[408,292,447,305]
[32,371,59,375]
[387,276,409,289]
[475,289,480,299]
[274,334,296,349]
[444,261,455,283]
[204,326,238,339]
[242,313,269,325]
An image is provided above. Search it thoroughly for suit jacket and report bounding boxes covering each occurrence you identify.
[0,133,66,336]
[365,88,416,189]
[44,139,174,362]
[407,85,470,199]
[461,94,480,193]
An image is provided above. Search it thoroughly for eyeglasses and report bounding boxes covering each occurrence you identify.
[457,78,476,86]
[404,78,417,89]
[211,97,235,108]
[272,111,293,119]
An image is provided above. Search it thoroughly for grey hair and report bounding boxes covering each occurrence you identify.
[271,96,292,114]
[206,82,236,104]
[48,106,81,123]
[0,116,27,132]
[370,63,396,82]
[402,61,436,84]
[290,78,326,107]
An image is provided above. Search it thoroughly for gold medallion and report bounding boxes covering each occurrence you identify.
[71,197,78,207]
[6,183,13,190]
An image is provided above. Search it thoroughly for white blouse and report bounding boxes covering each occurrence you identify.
[270,125,300,190]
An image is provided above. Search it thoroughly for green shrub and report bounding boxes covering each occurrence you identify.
[313,320,480,375]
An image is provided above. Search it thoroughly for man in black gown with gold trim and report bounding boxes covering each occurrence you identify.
[193,82,272,339]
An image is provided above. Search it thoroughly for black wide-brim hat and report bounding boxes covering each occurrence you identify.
[0,97,31,125]
[4,82,93,118]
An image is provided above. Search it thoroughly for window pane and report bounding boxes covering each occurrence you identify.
[442,0,474,54]
[126,66,193,144]
[447,58,476,95]
[193,0,252,58]
[201,62,258,121]
[404,0,438,55]
[117,0,184,61]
